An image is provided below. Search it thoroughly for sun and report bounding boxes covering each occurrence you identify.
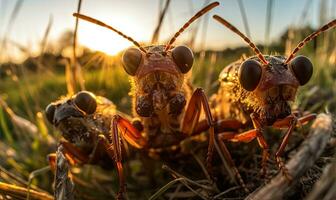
[78,22,139,56]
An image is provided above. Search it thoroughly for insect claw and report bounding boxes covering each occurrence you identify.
[276,156,293,183]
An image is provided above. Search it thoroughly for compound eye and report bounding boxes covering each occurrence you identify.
[122,48,142,76]
[172,45,194,73]
[45,103,56,124]
[289,56,313,85]
[239,59,262,91]
[74,91,97,114]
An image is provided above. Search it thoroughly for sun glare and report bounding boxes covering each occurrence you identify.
[78,22,141,56]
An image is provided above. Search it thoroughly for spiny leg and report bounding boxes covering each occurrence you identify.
[273,113,316,181]
[106,114,147,199]
[217,132,249,193]
[193,118,246,188]
[250,114,270,177]
[181,88,216,178]
[59,140,90,164]
[217,115,270,177]
[273,113,316,128]
[256,133,270,177]
[193,118,244,136]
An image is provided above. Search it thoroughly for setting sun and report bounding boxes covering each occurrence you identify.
[78,20,144,56]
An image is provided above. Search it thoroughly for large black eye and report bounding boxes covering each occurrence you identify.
[122,48,142,76]
[45,103,56,124]
[238,59,262,91]
[289,56,313,85]
[74,91,97,114]
[172,45,194,73]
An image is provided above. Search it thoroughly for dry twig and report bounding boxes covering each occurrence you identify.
[306,159,336,200]
[246,114,333,200]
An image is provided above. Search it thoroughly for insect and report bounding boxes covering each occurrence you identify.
[210,15,336,180]
[46,2,243,199]
[45,91,126,199]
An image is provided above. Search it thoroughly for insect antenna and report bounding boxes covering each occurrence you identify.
[73,13,147,53]
[213,15,269,65]
[164,1,219,51]
[285,19,336,64]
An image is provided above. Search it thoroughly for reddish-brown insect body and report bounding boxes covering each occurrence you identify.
[46,3,240,199]
[211,15,336,179]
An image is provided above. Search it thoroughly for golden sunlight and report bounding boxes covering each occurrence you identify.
[78,22,141,56]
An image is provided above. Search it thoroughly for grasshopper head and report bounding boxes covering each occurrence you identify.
[45,91,97,143]
[240,55,313,125]
[122,45,193,116]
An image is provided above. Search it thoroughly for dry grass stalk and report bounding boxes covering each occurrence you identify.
[0,182,53,200]
[237,0,251,39]
[151,0,171,43]
[72,0,85,92]
[306,160,336,200]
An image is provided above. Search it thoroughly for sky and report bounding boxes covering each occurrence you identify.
[0,0,335,61]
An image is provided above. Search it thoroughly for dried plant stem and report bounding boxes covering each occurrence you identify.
[237,0,251,39]
[264,0,274,53]
[72,0,85,92]
[0,182,53,200]
[149,178,184,200]
[151,0,171,43]
[306,158,336,200]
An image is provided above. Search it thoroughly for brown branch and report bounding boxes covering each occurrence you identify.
[246,113,333,200]
[306,159,336,200]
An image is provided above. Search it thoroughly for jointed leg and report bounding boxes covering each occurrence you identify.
[273,113,316,181]
[181,88,216,177]
[217,133,249,192]
[217,114,270,176]
[107,114,148,199]
[273,113,316,128]
[58,140,90,164]
[256,133,270,177]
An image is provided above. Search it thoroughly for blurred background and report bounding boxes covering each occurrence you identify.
[0,0,335,199]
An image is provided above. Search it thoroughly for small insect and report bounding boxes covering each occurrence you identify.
[47,2,242,199]
[45,91,127,199]
[211,15,336,179]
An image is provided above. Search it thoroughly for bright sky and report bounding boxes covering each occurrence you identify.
[1,0,335,60]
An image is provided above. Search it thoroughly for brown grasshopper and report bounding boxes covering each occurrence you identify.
[211,15,336,180]
[46,2,246,199]
[46,91,124,199]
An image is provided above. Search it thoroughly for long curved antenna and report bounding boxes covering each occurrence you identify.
[285,19,336,64]
[73,13,147,53]
[164,1,219,51]
[213,15,269,65]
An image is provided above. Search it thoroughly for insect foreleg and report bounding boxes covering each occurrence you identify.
[107,115,148,199]
[273,113,316,181]
[273,113,316,128]
[181,88,216,177]
[58,140,90,164]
